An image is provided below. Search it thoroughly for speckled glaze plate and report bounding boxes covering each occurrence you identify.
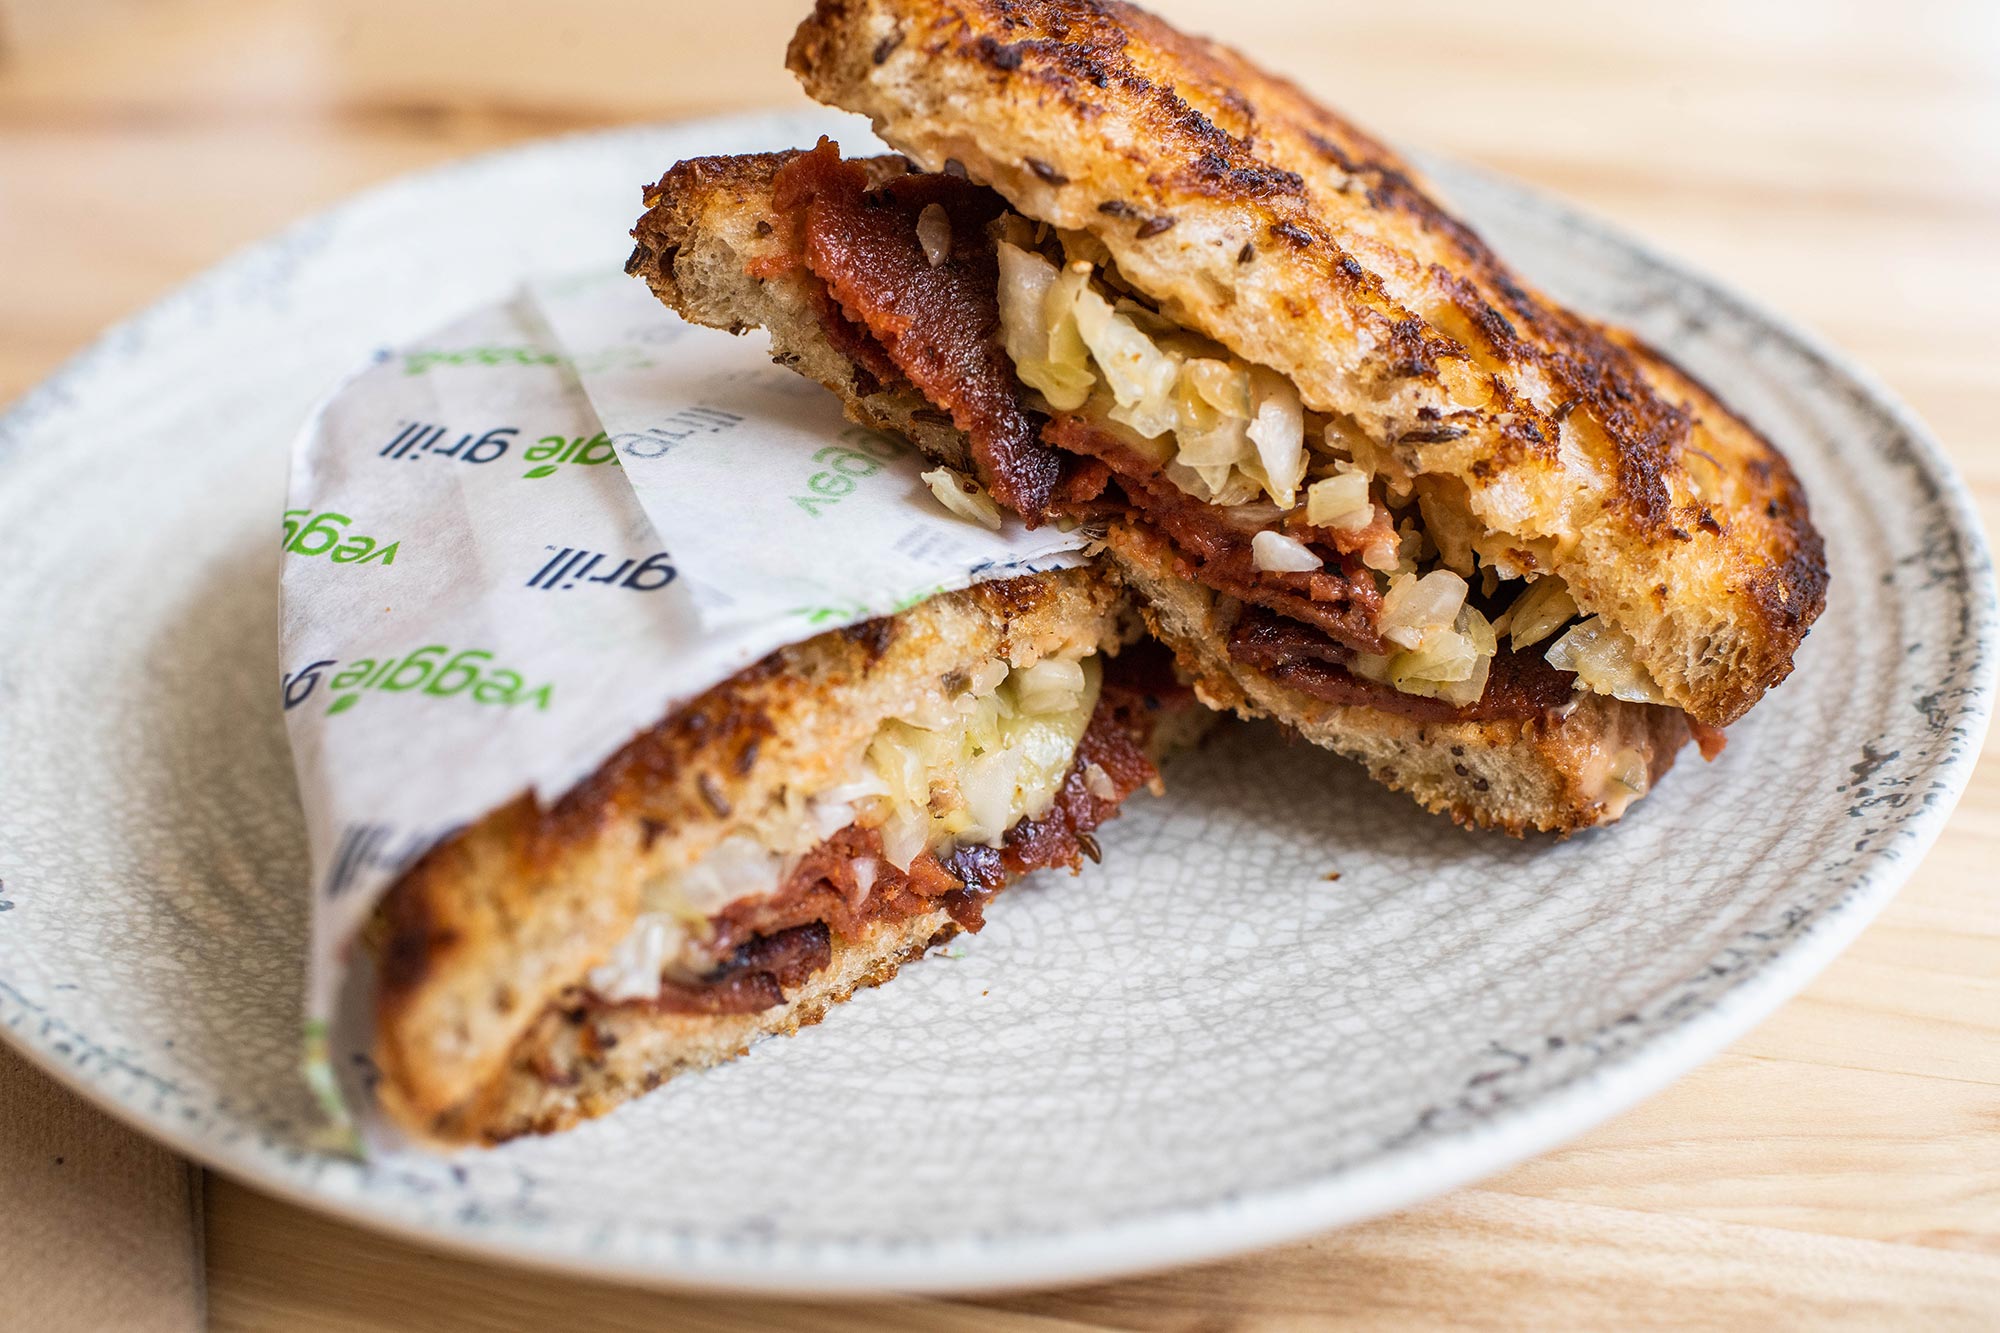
[0,110,1992,1294]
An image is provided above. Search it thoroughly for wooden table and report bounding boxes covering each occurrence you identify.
[4,0,1996,1326]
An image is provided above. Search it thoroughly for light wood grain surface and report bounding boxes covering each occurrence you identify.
[4,0,1997,1327]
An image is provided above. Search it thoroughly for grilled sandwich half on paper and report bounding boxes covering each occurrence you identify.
[372,567,1192,1142]
[626,0,1827,835]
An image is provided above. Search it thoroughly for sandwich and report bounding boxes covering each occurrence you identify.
[371,565,1191,1142]
[625,0,1827,835]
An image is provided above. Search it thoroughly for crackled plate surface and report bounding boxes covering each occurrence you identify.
[0,110,1992,1294]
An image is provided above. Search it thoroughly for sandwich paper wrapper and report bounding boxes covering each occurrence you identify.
[282,271,1090,1150]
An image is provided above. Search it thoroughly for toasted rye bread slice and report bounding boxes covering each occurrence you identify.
[626,155,1694,834]
[785,0,1826,726]
[372,567,1137,1140]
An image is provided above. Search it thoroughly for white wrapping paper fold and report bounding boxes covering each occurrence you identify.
[280,277,1091,1143]
[530,270,1087,628]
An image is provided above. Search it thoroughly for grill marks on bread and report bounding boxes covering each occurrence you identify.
[787,0,1828,725]
[802,0,1689,497]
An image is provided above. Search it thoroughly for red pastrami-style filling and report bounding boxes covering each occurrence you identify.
[773,138,1068,518]
[1226,607,1579,723]
[1043,413,1389,654]
[603,661,1167,1017]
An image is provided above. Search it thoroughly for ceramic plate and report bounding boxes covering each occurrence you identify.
[0,110,1992,1294]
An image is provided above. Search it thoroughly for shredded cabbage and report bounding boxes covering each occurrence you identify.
[586,914,693,1002]
[1013,657,1088,714]
[668,834,783,916]
[1502,575,1579,649]
[1172,359,1252,469]
[848,856,880,904]
[994,242,1093,409]
[865,653,1101,865]
[1383,605,1496,706]
[1461,602,1498,658]
[1044,264,1096,405]
[1246,368,1307,506]
[1186,356,1251,417]
[959,747,1025,844]
[878,805,930,872]
[1545,615,1666,703]
[1305,468,1373,530]
[1367,574,1498,705]
[1072,284,1179,437]
[1251,529,1322,573]
[1083,762,1117,801]
[1433,649,1493,708]
[921,467,1004,530]
[1165,459,1261,506]
[1379,570,1469,649]
[1390,632,1476,689]
[991,240,1319,509]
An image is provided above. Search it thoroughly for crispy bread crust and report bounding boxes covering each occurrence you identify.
[372,567,1135,1135]
[407,910,964,1144]
[787,0,1826,725]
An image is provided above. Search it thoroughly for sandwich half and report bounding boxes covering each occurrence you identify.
[625,0,1827,833]
[371,566,1188,1142]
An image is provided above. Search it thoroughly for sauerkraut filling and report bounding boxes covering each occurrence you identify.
[586,650,1111,1003]
[986,215,1669,711]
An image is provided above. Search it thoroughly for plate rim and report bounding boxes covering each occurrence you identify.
[0,110,1993,1295]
